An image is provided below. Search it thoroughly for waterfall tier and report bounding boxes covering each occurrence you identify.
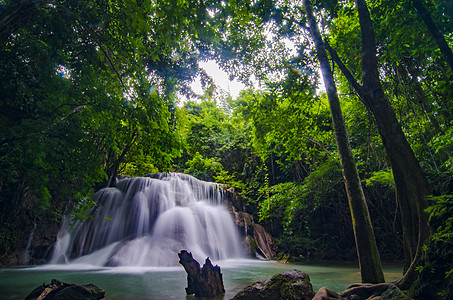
[51,173,243,266]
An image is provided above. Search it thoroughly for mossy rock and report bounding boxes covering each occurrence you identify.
[381,284,411,300]
[233,269,314,300]
[25,279,105,300]
[249,235,256,254]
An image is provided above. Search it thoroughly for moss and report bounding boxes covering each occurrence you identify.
[232,270,314,300]
[249,235,256,254]
[380,285,410,300]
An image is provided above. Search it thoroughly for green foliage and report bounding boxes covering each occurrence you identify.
[429,125,453,174]
[258,182,298,225]
[185,152,224,182]
[71,198,97,225]
[121,155,159,177]
[214,170,247,191]
[411,195,453,299]
[256,156,345,258]
[232,87,334,186]
[0,0,196,224]
[365,169,395,189]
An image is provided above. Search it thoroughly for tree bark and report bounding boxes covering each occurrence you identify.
[178,250,225,298]
[354,0,431,288]
[411,0,453,71]
[304,0,385,284]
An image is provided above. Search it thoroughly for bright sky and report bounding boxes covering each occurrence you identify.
[191,60,247,99]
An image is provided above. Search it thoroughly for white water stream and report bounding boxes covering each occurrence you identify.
[50,173,243,267]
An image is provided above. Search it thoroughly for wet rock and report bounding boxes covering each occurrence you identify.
[242,235,256,256]
[253,223,276,259]
[25,279,105,299]
[225,201,276,259]
[381,284,410,299]
[233,210,254,236]
[232,269,314,300]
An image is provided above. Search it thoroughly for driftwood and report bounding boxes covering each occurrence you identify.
[178,250,225,298]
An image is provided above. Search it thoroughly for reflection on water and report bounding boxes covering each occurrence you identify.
[0,259,402,300]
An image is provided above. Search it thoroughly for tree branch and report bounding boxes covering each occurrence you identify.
[324,40,364,99]
[411,0,453,71]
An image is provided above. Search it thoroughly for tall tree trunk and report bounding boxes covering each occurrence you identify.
[411,0,453,71]
[304,0,385,284]
[326,37,431,288]
[354,0,431,289]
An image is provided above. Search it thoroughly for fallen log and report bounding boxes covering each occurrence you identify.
[178,250,225,298]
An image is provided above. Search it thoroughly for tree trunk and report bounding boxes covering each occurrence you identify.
[178,250,225,298]
[411,0,453,71]
[354,0,431,288]
[304,0,385,284]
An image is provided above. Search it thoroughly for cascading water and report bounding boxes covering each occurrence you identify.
[50,173,243,266]
[21,222,37,265]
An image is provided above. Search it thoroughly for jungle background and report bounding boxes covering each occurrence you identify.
[0,0,452,298]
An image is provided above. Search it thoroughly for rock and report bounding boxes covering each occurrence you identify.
[253,223,276,259]
[233,210,254,236]
[224,187,246,212]
[232,269,314,300]
[25,279,105,299]
[225,201,276,259]
[381,284,411,299]
[178,250,225,298]
[242,235,256,256]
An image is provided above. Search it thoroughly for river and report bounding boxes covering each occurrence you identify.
[0,259,402,299]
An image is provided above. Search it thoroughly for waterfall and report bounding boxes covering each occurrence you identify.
[50,173,243,266]
[21,222,37,264]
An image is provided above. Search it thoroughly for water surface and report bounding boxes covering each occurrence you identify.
[0,259,402,299]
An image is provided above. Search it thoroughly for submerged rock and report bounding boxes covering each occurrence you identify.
[25,279,105,299]
[232,269,314,300]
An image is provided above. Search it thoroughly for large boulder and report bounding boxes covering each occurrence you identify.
[232,269,314,300]
[25,279,105,300]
